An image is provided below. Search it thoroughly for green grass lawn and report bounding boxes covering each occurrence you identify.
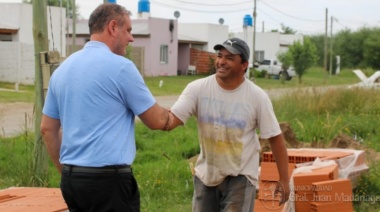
[0,67,363,102]
[1,67,380,211]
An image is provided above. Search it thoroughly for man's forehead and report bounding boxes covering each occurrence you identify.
[217,48,239,57]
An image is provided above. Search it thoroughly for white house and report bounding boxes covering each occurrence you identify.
[66,8,229,76]
[235,27,304,64]
[0,3,66,85]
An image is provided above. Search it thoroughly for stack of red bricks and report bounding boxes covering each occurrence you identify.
[310,179,354,211]
[254,162,296,211]
[0,187,68,212]
[254,149,368,212]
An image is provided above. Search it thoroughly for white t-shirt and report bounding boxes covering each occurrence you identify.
[171,75,281,186]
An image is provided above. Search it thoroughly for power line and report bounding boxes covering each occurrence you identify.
[151,0,253,13]
[259,1,324,22]
[257,8,285,25]
[166,0,252,7]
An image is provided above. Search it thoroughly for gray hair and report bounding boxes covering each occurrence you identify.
[88,3,131,35]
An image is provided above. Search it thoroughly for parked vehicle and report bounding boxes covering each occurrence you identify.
[256,59,296,80]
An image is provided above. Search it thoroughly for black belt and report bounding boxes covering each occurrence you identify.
[63,164,132,174]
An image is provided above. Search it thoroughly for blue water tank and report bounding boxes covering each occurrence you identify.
[243,14,253,27]
[138,0,150,13]
[107,0,116,3]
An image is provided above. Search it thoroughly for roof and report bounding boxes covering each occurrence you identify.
[0,23,19,30]
[0,23,19,34]
[178,33,207,45]
[0,187,68,212]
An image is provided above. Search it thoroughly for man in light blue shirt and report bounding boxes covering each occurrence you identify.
[41,3,170,212]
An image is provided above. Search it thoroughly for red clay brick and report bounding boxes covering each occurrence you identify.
[0,187,67,212]
[258,181,281,201]
[260,162,296,181]
[310,201,353,212]
[254,199,284,212]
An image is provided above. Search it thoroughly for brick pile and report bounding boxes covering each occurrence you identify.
[0,187,67,212]
[254,148,368,212]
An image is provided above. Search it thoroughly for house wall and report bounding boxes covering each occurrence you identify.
[149,18,177,76]
[179,23,228,52]
[0,3,65,85]
[235,31,303,63]
[255,32,281,61]
[0,3,67,55]
[190,48,216,74]
[0,42,34,84]
[0,4,22,42]
[177,43,190,75]
[132,17,178,76]
[66,19,91,55]
[205,24,229,52]
[130,36,150,75]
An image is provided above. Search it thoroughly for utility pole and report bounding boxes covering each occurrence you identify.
[329,16,334,76]
[323,8,328,83]
[252,0,257,69]
[32,0,49,185]
[71,0,76,53]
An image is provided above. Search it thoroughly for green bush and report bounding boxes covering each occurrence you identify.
[353,161,380,211]
[253,69,267,78]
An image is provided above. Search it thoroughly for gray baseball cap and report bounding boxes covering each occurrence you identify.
[214,38,250,62]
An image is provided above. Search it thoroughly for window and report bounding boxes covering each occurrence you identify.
[255,51,264,63]
[160,45,168,64]
[261,59,270,65]
[0,34,12,41]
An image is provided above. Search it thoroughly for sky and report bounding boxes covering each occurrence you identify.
[1,0,379,35]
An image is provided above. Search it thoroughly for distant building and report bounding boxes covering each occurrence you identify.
[0,3,66,85]
[235,28,304,64]
[0,1,231,83]
[66,1,229,77]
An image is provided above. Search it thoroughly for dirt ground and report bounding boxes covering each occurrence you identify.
[0,95,179,138]
[260,122,380,162]
[0,102,34,137]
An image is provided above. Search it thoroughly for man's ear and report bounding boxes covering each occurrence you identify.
[242,61,249,72]
[107,20,117,35]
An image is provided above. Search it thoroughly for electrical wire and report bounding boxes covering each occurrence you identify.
[151,1,253,13]
[164,0,252,7]
[151,0,252,13]
[149,0,335,34]
[259,1,324,22]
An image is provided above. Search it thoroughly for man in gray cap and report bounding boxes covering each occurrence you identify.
[165,37,290,211]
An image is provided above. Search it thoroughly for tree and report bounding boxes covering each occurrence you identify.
[277,51,292,71]
[363,29,380,69]
[308,34,325,67]
[333,29,365,68]
[306,27,380,69]
[277,50,293,83]
[281,23,297,34]
[23,0,80,18]
[289,38,318,83]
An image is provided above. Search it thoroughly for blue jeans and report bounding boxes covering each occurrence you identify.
[60,167,140,212]
[192,175,256,212]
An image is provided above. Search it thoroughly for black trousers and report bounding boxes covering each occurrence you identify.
[60,165,140,212]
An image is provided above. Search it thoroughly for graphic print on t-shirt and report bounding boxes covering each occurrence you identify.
[198,97,247,171]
